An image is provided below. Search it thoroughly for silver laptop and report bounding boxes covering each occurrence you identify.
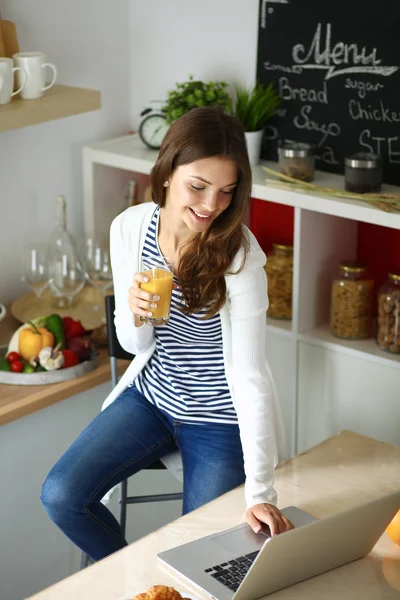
[158,490,400,600]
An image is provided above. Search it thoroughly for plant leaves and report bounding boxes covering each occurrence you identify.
[234,82,281,131]
[163,76,232,123]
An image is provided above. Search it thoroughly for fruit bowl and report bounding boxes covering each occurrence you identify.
[0,346,98,386]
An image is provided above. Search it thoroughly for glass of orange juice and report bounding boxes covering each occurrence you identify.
[140,256,174,326]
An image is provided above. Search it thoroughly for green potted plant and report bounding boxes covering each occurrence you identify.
[163,75,232,124]
[233,81,281,166]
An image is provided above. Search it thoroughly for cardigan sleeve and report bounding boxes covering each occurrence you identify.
[227,241,278,508]
[109,211,154,355]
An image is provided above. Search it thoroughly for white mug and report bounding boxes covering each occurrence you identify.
[0,57,27,105]
[13,52,57,99]
[0,303,6,323]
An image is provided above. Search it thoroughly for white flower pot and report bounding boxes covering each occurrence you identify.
[245,130,263,167]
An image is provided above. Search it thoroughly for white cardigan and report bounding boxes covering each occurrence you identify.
[104,202,286,508]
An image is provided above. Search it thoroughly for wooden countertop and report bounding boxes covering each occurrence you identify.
[0,311,128,427]
[27,430,400,600]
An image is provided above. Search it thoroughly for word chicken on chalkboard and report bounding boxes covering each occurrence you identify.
[256,0,400,185]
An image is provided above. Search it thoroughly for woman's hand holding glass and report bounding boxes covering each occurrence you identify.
[129,257,174,326]
[128,272,160,326]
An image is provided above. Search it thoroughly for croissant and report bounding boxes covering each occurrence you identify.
[133,585,190,600]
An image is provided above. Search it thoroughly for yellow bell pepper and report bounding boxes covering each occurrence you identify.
[18,323,54,362]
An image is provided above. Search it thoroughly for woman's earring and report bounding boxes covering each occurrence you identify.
[163,181,169,187]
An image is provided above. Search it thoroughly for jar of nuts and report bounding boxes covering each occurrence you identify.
[330,260,374,340]
[278,141,315,182]
[266,243,293,320]
[376,272,400,353]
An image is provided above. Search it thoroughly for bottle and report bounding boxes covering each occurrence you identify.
[376,272,400,353]
[330,260,374,340]
[48,195,77,308]
[120,180,137,213]
[266,243,293,320]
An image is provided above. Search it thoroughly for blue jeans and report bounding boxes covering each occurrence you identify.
[41,386,245,561]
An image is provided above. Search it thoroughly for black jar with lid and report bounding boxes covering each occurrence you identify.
[344,153,382,194]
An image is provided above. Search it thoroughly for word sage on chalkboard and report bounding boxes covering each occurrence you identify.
[256,0,400,185]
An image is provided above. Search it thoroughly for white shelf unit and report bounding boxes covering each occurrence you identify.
[82,134,400,458]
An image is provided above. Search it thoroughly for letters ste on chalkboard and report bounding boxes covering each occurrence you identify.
[256,0,400,185]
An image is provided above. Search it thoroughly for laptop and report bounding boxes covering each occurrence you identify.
[158,490,400,600]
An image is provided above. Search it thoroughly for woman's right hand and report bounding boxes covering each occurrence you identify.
[128,272,159,324]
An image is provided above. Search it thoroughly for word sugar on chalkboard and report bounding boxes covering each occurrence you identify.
[256,0,400,185]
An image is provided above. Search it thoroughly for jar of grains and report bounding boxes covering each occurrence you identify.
[330,260,374,339]
[376,272,400,353]
[265,243,293,320]
[278,141,315,182]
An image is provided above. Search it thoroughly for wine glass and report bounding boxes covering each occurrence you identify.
[48,249,85,308]
[81,238,113,317]
[21,245,50,298]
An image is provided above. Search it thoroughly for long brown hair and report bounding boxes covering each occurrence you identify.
[151,106,252,318]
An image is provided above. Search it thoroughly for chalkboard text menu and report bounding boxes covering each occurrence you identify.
[256,0,400,185]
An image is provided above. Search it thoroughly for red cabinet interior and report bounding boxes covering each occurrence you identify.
[250,198,294,254]
[250,198,400,316]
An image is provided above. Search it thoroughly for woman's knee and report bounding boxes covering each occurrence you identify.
[41,464,80,523]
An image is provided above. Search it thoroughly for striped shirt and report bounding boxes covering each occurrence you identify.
[134,206,237,425]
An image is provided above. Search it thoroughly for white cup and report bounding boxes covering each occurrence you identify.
[13,52,57,100]
[0,57,27,104]
[0,303,6,323]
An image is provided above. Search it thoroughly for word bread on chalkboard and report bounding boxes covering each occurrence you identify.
[256,0,400,185]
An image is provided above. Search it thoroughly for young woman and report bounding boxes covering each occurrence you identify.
[41,106,293,562]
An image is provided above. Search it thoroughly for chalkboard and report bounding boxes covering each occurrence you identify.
[256,0,400,185]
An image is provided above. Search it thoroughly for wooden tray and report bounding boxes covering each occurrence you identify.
[0,346,98,385]
[11,287,111,330]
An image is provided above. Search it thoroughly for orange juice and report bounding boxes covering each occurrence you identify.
[141,268,173,322]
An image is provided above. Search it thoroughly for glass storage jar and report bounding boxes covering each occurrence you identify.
[266,243,293,320]
[278,141,315,182]
[330,260,374,339]
[344,153,382,194]
[376,272,400,353]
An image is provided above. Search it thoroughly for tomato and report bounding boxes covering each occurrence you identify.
[7,351,21,363]
[62,317,86,341]
[61,349,79,368]
[10,360,24,372]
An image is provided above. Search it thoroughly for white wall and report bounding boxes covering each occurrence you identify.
[129,0,259,129]
[0,0,132,306]
[0,2,261,598]
[0,0,260,304]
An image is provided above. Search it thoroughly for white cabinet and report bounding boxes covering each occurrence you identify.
[82,134,400,457]
[298,342,400,452]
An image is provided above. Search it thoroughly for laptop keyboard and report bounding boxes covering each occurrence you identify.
[204,551,259,592]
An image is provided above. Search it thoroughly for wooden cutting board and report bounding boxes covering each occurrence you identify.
[11,287,112,331]
[0,19,19,58]
[0,25,5,56]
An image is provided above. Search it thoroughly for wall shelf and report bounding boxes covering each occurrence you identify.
[0,84,101,132]
[298,324,400,370]
[83,133,400,232]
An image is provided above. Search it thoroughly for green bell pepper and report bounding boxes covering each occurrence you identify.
[44,314,66,349]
